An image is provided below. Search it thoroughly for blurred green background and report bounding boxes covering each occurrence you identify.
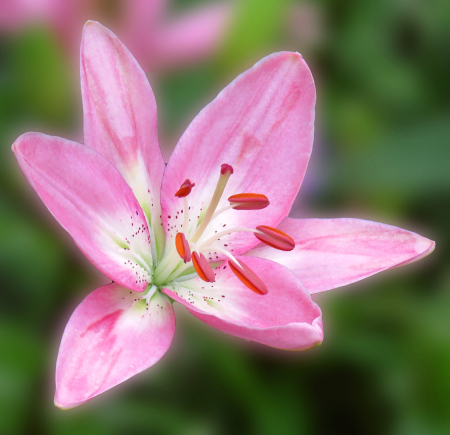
[0,0,449,434]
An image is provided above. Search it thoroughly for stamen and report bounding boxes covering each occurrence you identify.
[175,232,191,263]
[192,251,216,282]
[228,193,270,210]
[200,245,237,263]
[254,226,295,251]
[175,179,195,197]
[211,204,235,220]
[182,197,190,232]
[190,164,233,243]
[228,258,268,295]
[200,226,258,248]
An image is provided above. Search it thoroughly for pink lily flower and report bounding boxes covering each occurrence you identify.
[0,0,231,70]
[12,22,434,409]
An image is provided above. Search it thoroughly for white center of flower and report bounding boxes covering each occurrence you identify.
[151,164,294,295]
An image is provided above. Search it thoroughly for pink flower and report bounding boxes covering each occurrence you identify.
[0,0,231,70]
[12,22,434,409]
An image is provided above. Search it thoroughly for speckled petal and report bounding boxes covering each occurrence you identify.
[13,133,153,291]
[247,218,435,293]
[81,21,165,254]
[55,283,175,409]
[163,256,323,351]
[160,52,315,258]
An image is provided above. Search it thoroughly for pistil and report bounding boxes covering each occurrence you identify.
[190,164,233,243]
[153,254,183,285]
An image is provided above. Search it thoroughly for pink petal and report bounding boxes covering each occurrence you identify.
[121,0,166,31]
[247,218,435,294]
[117,0,166,67]
[148,3,233,69]
[0,0,69,31]
[13,133,153,292]
[161,52,315,258]
[55,283,175,409]
[81,21,165,249]
[163,257,323,351]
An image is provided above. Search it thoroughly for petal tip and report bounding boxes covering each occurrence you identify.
[297,315,324,351]
[413,237,435,263]
[11,132,32,154]
[401,234,436,267]
[83,19,101,31]
[423,238,436,256]
[303,340,322,351]
[12,132,47,158]
[82,20,96,37]
[289,51,303,60]
[54,394,85,411]
[280,51,307,67]
[82,20,111,44]
[53,399,69,411]
[11,139,19,154]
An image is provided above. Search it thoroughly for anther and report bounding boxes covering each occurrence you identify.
[175,232,191,263]
[228,258,268,295]
[254,226,295,251]
[228,193,270,210]
[175,179,195,197]
[192,252,216,282]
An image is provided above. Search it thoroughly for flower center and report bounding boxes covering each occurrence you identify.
[152,164,294,294]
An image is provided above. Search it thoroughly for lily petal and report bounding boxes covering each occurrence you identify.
[81,21,165,256]
[247,218,435,294]
[161,51,315,257]
[149,3,232,69]
[163,257,323,351]
[55,283,175,409]
[13,133,153,291]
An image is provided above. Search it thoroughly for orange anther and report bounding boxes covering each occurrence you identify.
[192,252,215,282]
[228,258,268,295]
[228,193,270,210]
[175,179,195,197]
[175,232,191,263]
[254,226,295,251]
